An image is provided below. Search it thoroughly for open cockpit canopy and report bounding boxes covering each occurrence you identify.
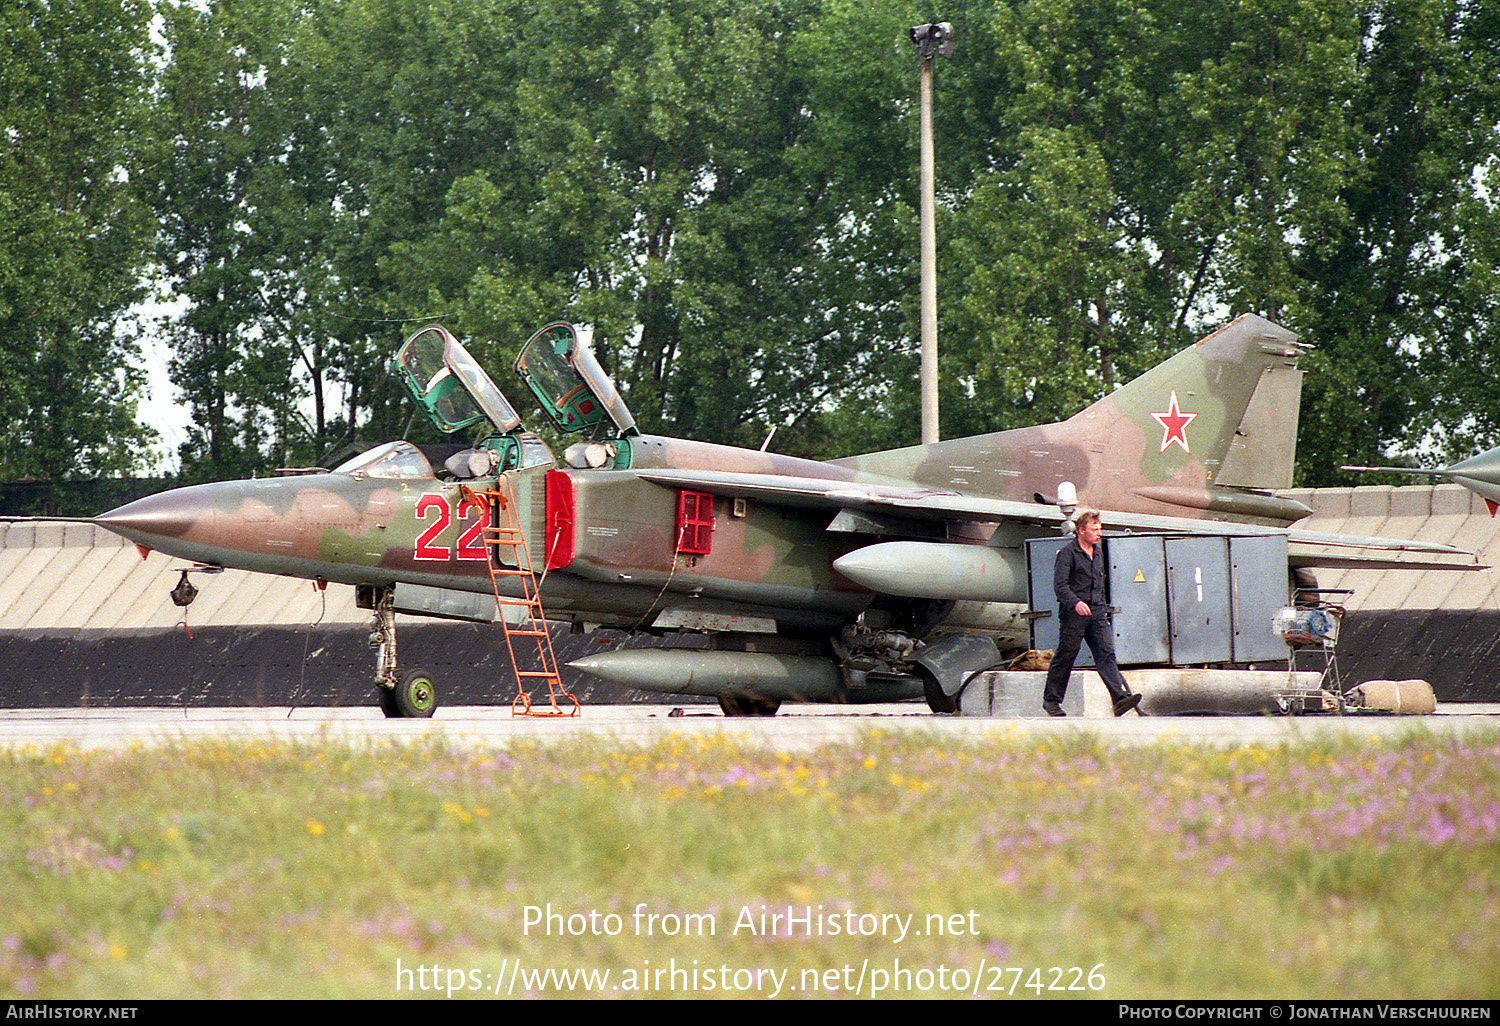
[514,322,637,437]
[394,325,524,435]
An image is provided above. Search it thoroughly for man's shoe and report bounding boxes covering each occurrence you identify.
[1112,693,1142,717]
[1042,700,1066,717]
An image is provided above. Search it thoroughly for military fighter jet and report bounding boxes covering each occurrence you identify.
[93,315,1474,716]
[1344,447,1500,516]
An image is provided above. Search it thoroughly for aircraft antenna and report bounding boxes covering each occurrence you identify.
[462,481,580,717]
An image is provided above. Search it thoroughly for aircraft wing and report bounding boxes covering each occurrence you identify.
[634,468,1482,570]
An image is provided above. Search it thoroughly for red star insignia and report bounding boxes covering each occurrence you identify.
[1151,390,1197,454]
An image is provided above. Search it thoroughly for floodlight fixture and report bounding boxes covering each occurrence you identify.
[909,22,955,60]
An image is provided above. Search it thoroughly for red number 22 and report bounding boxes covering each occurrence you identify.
[414,494,488,561]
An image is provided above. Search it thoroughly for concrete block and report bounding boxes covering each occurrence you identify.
[958,670,1086,718]
[1388,486,1432,517]
[1348,486,1394,517]
[0,523,36,549]
[1431,485,1473,516]
[1306,488,1353,518]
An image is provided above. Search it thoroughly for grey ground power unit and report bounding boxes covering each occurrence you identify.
[1027,532,1290,667]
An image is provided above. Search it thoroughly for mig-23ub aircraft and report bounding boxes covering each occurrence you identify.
[93,315,1475,716]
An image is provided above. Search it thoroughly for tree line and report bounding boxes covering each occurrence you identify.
[2,0,1497,504]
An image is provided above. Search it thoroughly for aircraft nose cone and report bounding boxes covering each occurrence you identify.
[93,487,212,546]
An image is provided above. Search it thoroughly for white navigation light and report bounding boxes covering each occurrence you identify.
[1056,481,1078,515]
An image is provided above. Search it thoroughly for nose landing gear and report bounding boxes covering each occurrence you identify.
[366,585,438,718]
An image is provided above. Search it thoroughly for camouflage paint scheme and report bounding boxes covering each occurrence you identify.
[834,315,1310,524]
[95,316,1475,715]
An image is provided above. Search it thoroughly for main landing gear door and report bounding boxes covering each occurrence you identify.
[514,322,637,437]
[394,325,524,435]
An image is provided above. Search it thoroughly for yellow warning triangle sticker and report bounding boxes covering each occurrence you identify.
[1134,570,1146,583]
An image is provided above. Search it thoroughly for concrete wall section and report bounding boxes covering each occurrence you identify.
[1278,484,1500,700]
[1286,484,1500,613]
[0,523,365,631]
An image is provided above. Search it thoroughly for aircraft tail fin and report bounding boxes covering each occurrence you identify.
[1084,313,1306,492]
[835,314,1308,523]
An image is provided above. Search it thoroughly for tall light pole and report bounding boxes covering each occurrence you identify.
[909,22,954,445]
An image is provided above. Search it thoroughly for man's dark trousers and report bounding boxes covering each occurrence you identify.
[1043,607,1132,706]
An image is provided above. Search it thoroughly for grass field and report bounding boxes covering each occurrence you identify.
[3,727,1498,999]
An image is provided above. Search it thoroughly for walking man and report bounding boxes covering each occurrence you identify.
[1043,511,1142,717]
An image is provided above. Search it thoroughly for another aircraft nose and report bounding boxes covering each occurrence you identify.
[1448,448,1500,488]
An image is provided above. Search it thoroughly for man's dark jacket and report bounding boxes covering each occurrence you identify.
[1053,537,1108,611]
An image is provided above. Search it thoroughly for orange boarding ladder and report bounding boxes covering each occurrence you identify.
[461,481,580,717]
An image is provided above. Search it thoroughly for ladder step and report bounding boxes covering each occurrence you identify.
[516,671,562,679]
[506,629,548,637]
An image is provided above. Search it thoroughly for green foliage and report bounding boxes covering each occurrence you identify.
[381,0,922,455]
[146,0,320,480]
[1297,0,1500,480]
[0,0,158,490]
[6,0,1500,480]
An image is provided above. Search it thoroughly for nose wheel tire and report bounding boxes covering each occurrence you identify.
[384,668,438,718]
